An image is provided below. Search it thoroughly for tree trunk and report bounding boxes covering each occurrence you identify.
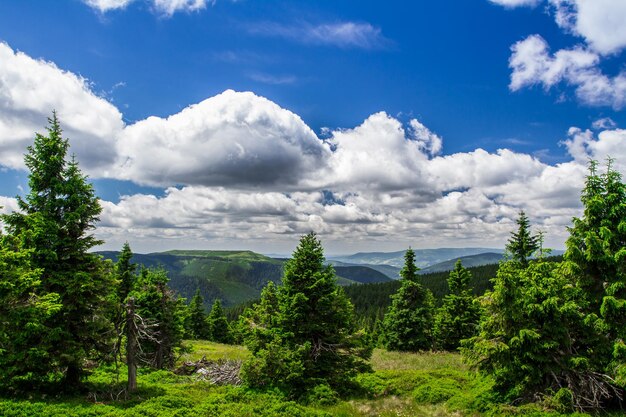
[126,297,137,392]
[64,361,82,390]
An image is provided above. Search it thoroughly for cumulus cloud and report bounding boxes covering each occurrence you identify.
[116,90,330,188]
[492,0,626,108]
[563,127,626,171]
[509,35,626,108]
[549,0,626,56]
[0,42,124,174]
[246,21,390,50]
[318,112,430,191]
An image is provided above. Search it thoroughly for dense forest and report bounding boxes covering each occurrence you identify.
[1,117,625,416]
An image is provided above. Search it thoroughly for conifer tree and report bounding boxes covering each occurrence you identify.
[565,159,626,388]
[207,299,232,343]
[433,260,481,351]
[382,248,434,352]
[0,233,62,392]
[186,289,210,340]
[462,259,594,406]
[506,210,539,267]
[116,242,136,303]
[241,233,371,397]
[1,114,115,389]
[131,267,185,369]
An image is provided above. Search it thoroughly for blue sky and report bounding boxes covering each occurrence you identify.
[0,0,625,254]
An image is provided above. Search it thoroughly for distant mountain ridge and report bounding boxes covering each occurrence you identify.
[329,247,505,269]
[418,252,504,274]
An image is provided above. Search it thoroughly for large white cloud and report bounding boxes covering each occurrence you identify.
[116,90,330,188]
[0,42,124,173]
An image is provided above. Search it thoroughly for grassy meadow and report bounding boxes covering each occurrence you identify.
[0,340,616,417]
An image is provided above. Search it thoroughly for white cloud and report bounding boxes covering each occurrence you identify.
[246,21,390,50]
[488,0,541,7]
[0,42,124,173]
[115,90,330,188]
[409,119,443,156]
[509,35,626,109]
[83,0,212,15]
[320,112,431,192]
[247,72,297,85]
[152,0,209,16]
[563,127,626,172]
[592,117,616,130]
[492,0,626,108]
[549,0,626,55]
[83,0,134,12]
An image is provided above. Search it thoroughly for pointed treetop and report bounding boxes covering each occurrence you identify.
[400,247,420,282]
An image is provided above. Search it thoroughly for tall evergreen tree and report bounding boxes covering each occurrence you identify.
[207,299,232,343]
[0,233,62,392]
[433,260,481,351]
[1,114,115,389]
[382,248,434,352]
[564,159,626,387]
[462,259,595,408]
[241,233,371,397]
[506,210,539,267]
[187,289,210,340]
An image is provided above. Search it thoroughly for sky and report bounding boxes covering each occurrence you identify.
[0,0,625,255]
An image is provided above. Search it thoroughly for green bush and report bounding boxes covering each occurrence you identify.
[412,376,460,404]
[305,384,339,406]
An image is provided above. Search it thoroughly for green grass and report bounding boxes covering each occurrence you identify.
[180,339,251,362]
[0,343,622,417]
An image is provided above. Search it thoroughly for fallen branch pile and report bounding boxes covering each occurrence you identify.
[175,356,242,386]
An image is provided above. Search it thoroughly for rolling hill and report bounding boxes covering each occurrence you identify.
[97,249,391,309]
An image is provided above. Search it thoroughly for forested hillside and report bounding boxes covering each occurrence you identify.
[98,249,391,308]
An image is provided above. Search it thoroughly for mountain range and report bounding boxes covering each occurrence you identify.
[98,247,534,309]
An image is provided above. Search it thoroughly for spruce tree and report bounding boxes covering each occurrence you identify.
[382,248,434,352]
[565,159,626,389]
[207,299,232,343]
[131,267,185,369]
[116,242,136,303]
[462,259,593,406]
[1,114,115,389]
[0,233,62,392]
[433,260,481,351]
[187,289,210,340]
[241,233,371,397]
[506,210,539,267]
